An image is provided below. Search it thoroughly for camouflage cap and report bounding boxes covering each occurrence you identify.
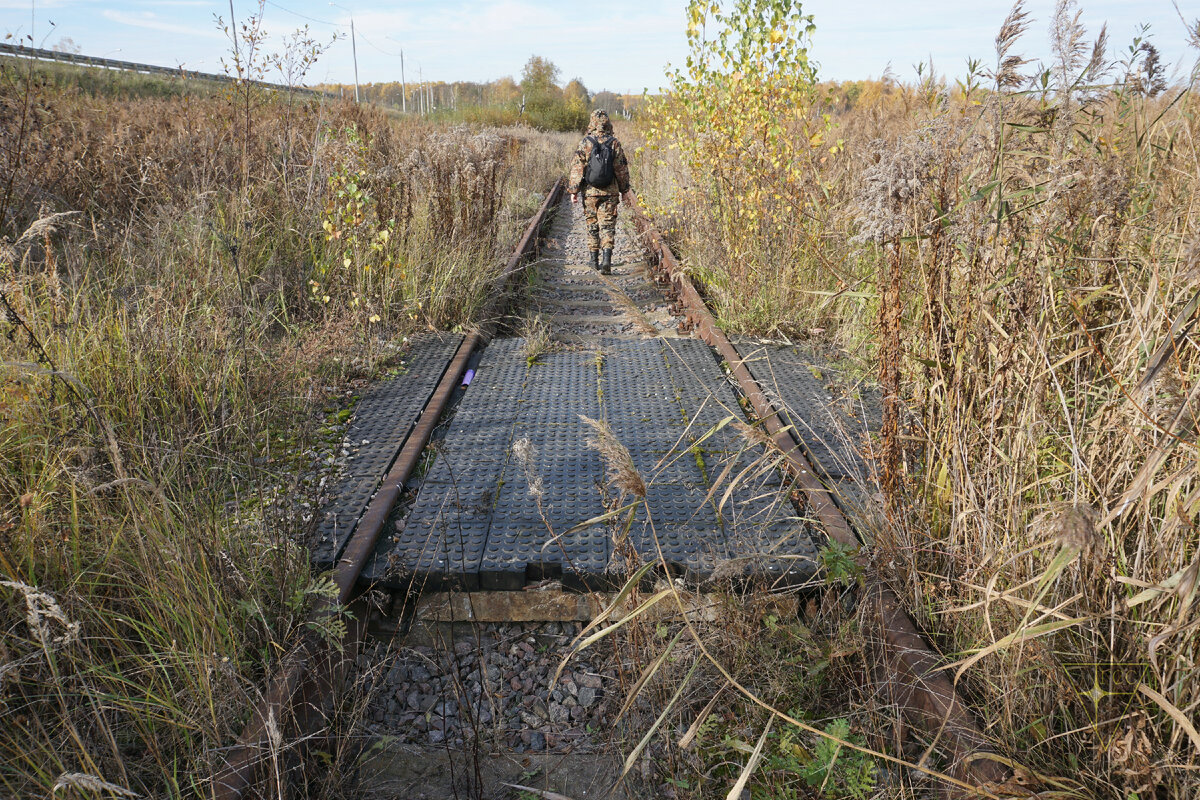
[588,108,612,134]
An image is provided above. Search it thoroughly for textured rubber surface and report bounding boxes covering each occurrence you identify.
[311,332,463,570]
[360,338,526,588]
[367,337,823,590]
[730,339,880,482]
[482,350,606,591]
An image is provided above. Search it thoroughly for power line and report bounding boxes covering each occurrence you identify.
[262,0,337,27]
[357,32,401,57]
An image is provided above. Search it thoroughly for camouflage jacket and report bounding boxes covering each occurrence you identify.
[567,129,631,197]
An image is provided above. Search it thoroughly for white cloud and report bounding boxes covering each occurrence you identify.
[101,9,223,39]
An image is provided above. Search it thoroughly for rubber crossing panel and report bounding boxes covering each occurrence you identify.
[312,332,463,570]
[662,337,820,581]
[365,337,823,591]
[482,350,607,590]
[730,339,879,483]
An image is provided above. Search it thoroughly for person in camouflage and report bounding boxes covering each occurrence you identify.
[568,109,634,275]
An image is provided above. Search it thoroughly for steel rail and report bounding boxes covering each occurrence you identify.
[335,335,477,602]
[208,178,563,799]
[335,179,561,607]
[628,208,1010,793]
[481,178,564,340]
[209,338,473,799]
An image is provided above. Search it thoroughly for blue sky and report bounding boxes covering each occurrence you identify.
[2,1,1196,94]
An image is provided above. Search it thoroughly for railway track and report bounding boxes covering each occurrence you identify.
[210,180,1010,798]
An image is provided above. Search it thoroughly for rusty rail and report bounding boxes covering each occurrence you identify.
[208,179,563,799]
[335,336,478,603]
[481,178,564,340]
[628,209,1010,793]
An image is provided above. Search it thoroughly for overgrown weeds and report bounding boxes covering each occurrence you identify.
[556,548,904,799]
[561,406,936,798]
[0,47,568,796]
[636,0,1200,795]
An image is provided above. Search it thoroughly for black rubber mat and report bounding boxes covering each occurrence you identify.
[729,339,879,482]
[366,337,823,590]
[664,337,752,453]
[484,354,607,590]
[361,337,527,588]
[311,332,463,569]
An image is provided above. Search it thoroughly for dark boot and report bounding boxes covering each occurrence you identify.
[589,250,599,269]
[601,248,613,275]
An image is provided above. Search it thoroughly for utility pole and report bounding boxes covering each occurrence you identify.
[228,0,240,72]
[329,2,359,103]
[386,36,406,112]
[349,17,359,103]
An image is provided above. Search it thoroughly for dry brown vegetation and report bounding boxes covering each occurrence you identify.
[632,1,1200,796]
[5,1,1200,796]
[0,57,569,796]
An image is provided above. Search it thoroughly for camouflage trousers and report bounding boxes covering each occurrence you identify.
[583,194,619,251]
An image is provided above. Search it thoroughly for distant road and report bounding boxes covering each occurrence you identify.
[0,42,332,98]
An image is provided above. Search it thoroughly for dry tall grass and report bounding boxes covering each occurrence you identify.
[0,60,568,796]
[635,2,1200,796]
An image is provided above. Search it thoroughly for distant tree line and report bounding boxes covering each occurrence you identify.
[316,55,644,132]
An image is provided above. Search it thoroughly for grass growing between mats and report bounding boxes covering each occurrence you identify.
[555,416,952,799]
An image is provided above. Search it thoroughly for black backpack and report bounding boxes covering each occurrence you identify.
[584,136,616,187]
